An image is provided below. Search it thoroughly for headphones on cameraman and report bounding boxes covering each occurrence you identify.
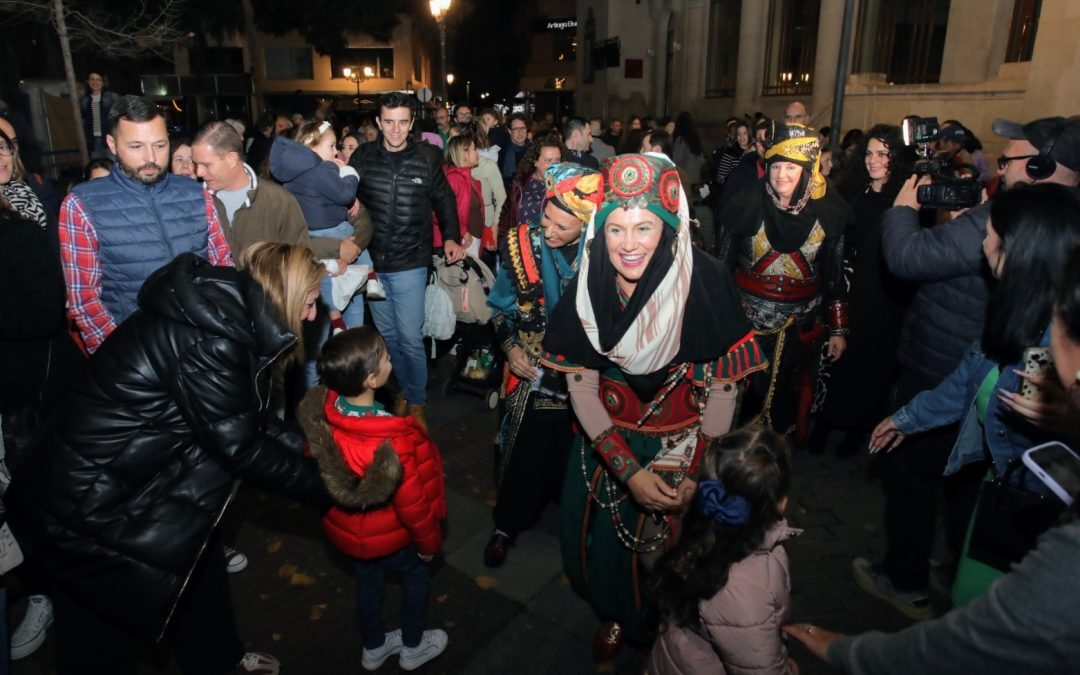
[1026,123,1067,180]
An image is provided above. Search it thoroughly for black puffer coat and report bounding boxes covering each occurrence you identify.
[6,253,330,641]
[348,138,459,272]
[881,203,993,384]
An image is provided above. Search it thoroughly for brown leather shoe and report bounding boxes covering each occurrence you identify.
[407,404,428,432]
[592,621,623,662]
[390,394,407,417]
[483,532,511,568]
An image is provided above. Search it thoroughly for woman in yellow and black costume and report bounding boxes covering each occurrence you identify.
[717,122,853,437]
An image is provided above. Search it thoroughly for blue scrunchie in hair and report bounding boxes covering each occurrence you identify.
[697,479,751,529]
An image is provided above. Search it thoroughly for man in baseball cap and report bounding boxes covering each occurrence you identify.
[858,113,1079,619]
[992,116,1080,189]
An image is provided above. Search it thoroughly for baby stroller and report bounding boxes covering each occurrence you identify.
[430,253,503,410]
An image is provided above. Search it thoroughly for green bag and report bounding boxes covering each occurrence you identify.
[952,463,1062,606]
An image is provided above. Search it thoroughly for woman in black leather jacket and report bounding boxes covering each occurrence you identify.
[6,243,394,675]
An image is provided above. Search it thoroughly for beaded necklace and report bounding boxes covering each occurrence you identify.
[581,363,714,553]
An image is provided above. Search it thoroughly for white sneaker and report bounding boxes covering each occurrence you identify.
[0,458,12,495]
[398,629,448,671]
[362,629,402,671]
[10,594,53,660]
[366,277,386,301]
[236,652,280,674]
[224,546,248,574]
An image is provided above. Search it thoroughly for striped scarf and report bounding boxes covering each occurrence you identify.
[2,181,47,229]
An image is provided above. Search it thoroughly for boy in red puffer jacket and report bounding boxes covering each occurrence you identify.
[299,326,448,672]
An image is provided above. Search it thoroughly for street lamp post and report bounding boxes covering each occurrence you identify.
[429,0,452,101]
[343,66,374,105]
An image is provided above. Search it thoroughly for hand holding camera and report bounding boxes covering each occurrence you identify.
[900,116,983,211]
[893,175,932,211]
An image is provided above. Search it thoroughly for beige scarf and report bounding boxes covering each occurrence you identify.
[573,187,693,375]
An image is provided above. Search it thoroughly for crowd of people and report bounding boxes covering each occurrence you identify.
[0,66,1078,675]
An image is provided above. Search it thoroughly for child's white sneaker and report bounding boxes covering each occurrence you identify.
[398,629,448,671]
[362,629,402,671]
[366,276,386,300]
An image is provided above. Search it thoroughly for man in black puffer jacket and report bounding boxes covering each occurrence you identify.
[5,250,398,674]
[348,92,463,429]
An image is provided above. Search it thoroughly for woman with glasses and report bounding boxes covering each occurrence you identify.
[497,132,565,260]
[0,128,47,230]
[500,113,532,188]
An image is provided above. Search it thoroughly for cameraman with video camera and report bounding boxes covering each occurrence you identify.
[854,116,1080,620]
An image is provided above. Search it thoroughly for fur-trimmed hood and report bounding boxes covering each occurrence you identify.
[298,386,402,509]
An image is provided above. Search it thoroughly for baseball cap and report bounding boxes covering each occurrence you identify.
[940,125,968,144]
[993,116,1080,172]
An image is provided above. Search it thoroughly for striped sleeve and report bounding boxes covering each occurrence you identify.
[715,331,769,382]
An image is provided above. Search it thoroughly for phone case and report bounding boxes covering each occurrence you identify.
[1019,347,1054,400]
[1022,441,1080,505]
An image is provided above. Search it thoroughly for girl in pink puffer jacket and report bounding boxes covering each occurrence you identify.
[646,426,802,675]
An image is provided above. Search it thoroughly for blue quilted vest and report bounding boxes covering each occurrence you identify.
[74,169,209,323]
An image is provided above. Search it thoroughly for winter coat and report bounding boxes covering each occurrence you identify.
[435,165,484,248]
[79,90,118,145]
[347,138,460,273]
[881,203,992,384]
[496,174,544,254]
[499,140,531,182]
[829,518,1080,674]
[211,164,341,260]
[269,136,359,232]
[0,215,84,412]
[299,387,446,559]
[5,254,351,642]
[72,168,210,324]
[645,521,801,675]
[472,155,507,229]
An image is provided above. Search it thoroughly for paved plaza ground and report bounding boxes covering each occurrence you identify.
[10,355,935,674]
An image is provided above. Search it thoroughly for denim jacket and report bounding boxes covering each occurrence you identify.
[892,328,1052,493]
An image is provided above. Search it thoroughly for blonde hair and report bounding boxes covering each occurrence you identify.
[293,120,331,148]
[445,134,475,168]
[238,241,324,364]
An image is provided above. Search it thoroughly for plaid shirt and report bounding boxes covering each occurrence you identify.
[59,189,233,353]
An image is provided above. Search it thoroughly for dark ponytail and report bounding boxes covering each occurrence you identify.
[650,426,791,628]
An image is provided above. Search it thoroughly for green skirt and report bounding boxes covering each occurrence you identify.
[560,430,668,645]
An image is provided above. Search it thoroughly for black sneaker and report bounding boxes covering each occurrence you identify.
[852,557,933,620]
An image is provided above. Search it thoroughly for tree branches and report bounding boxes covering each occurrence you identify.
[0,0,187,61]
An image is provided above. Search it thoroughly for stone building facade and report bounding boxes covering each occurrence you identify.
[576,0,1080,153]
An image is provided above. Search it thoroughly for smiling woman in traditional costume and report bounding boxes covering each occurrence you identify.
[483,162,603,569]
[543,153,766,659]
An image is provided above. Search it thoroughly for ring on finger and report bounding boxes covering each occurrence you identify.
[806,625,815,634]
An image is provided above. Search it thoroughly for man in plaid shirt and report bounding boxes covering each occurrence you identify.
[60,96,232,353]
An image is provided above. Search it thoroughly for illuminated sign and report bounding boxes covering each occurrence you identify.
[547,19,577,30]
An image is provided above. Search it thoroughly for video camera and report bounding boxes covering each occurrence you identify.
[900,116,982,210]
